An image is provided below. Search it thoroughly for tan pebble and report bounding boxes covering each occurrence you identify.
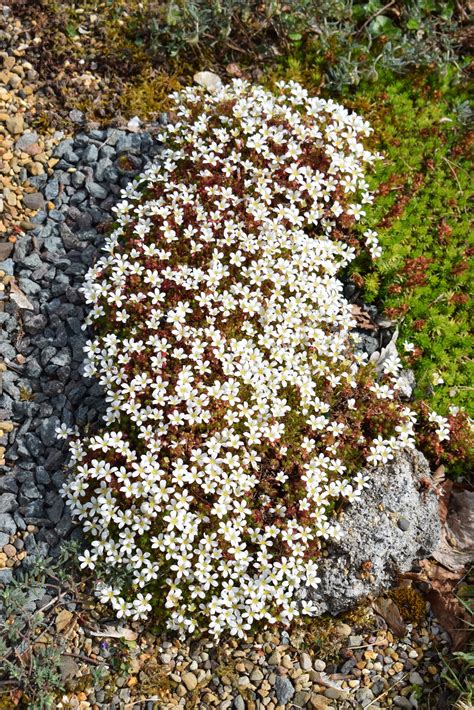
[0,553,7,567]
[30,162,44,176]
[6,115,24,134]
[182,671,198,691]
[309,694,332,709]
[127,676,137,687]
[282,654,293,669]
[428,665,438,675]
[177,685,186,697]
[336,623,352,637]
[393,662,404,672]
[3,544,16,558]
[348,680,359,688]
[4,57,16,71]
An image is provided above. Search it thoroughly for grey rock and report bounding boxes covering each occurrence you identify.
[45,178,60,201]
[85,182,108,200]
[398,517,410,531]
[0,513,16,535]
[275,676,295,704]
[39,416,60,447]
[0,532,9,547]
[304,450,440,614]
[233,696,245,710]
[15,131,39,152]
[71,171,85,188]
[356,687,374,706]
[116,133,142,154]
[24,314,47,335]
[83,143,98,164]
[23,192,45,210]
[69,109,85,124]
[409,671,424,686]
[47,497,64,524]
[0,258,14,275]
[95,157,113,182]
[0,476,17,495]
[0,493,16,513]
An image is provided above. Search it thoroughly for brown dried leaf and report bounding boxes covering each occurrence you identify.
[432,465,446,486]
[226,63,243,77]
[9,281,34,311]
[373,597,407,637]
[426,588,470,651]
[55,608,74,634]
[350,304,376,330]
[433,487,474,572]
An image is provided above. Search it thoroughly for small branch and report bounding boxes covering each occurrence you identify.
[366,672,409,708]
[61,652,101,667]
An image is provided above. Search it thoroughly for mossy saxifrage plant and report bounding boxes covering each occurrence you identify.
[57,80,462,638]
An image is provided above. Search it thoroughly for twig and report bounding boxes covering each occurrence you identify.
[61,652,101,667]
[356,0,397,37]
[366,672,410,708]
[442,156,464,195]
[36,590,69,615]
[349,640,388,650]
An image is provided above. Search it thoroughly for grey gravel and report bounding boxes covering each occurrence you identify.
[275,675,295,704]
[0,126,164,573]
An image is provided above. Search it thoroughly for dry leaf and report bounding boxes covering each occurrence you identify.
[9,281,34,310]
[89,625,138,641]
[373,597,407,637]
[55,608,75,634]
[426,589,470,651]
[9,689,23,706]
[226,63,243,77]
[351,304,376,330]
[432,465,446,487]
[433,487,474,573]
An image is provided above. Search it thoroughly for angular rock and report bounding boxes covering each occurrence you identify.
[0,493,17,514]
[275,676,295,704]
[23,192,45,210]
[304,449,440,614]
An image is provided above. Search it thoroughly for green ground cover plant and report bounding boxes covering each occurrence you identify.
[350,72,473,417]
[268,62,473,422]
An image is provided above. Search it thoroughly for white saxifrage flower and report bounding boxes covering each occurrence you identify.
[61,80,449,637]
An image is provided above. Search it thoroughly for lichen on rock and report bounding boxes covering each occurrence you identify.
[304,449,441,614]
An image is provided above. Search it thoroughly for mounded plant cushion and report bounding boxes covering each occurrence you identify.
[60,80,449,636]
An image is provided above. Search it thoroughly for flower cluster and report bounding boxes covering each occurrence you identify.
[61,80,448,636]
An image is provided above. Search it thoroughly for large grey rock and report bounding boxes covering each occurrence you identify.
[304,449,440,614]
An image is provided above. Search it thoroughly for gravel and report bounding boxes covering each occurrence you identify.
[0,123,164,575]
